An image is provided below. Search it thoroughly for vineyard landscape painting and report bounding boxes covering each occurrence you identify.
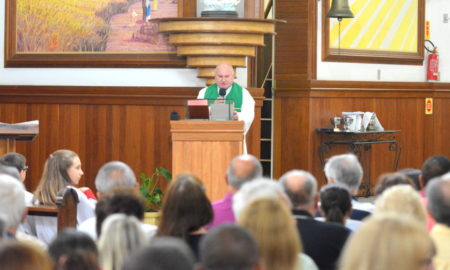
[15,0,177,53]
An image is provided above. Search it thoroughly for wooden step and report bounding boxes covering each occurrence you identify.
[187,56,246,67]
[178,45,255,57]
[169,33,264,46]
[159,20,276,34]
[197,67,217,77]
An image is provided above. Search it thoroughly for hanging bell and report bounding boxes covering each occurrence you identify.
[326,0,354,20]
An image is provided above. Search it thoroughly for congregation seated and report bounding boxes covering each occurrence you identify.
[48,228,98,270]
[324,154,374,220]
[199,224,262,270]
[98,213,148,270]
[22,149,96,244]
[339,213,435,270]
[279,170,350,270]
[155,173,213,260]
[1,150,449,270]
[123,236,195,270]
[319,184,362,231]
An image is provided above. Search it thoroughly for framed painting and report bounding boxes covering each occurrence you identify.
[5,0,196,67]
[322,0,425,65]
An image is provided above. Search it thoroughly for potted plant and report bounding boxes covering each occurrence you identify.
[139,167,172,225]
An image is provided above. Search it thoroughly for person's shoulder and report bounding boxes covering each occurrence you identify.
[25,191,34,206]
[198,87,208,97]
[78,216,96,228]
[77,217,97,240]
[312,218,351,235]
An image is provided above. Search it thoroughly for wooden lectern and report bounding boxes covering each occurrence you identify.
[171,120,244,201]
[0,123,38,156]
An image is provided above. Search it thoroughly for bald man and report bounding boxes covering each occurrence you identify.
[197,63,255,135]
[280,170,350,270]
[205,154,263,230]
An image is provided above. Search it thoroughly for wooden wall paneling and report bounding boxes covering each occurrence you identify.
[308,96,429,190]
[273,81,450,195]
[0,85,263,195]
[430,96,450,156]
[272,93,311,178]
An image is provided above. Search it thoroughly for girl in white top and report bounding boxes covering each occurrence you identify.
[23,149,96,244]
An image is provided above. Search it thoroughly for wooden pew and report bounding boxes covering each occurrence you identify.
[27,187,79,232]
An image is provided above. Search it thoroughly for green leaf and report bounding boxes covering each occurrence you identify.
[158,168,172,181]
[138,167,172,211]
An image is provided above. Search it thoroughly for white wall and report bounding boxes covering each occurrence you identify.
[317,0,450,82]
[0,0,248,87]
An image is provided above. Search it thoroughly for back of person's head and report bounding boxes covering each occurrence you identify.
[232,178,291,220]
[375,172,416,196]
[238,198,300,270]
[227,154,263,190]
[156,173,212,240]
[0,152,26,173]
[374,185,427,227]
[53,251,98,270]
[397,168,421,190]
[279,169,317,209]
[48,228,98,270]
[98,213,148,270]
[95,161,137,195]
[426,173,450,227]
[0,164,21,180]
[199,224,260,270]
[339,213,435,270]
[48,228,98,261]
[320,184,352,225]
[95,188,145,237]
[421,155,450,187]
[0,241,53,270]
[324,154,363,194]
[0,174,25,230]
[122,236,195,270]
[34,149,79,205]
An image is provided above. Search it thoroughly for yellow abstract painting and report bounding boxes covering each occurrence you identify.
[329,0,418,53]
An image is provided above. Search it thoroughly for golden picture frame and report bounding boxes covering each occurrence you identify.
[322,0,425,65]
[5,0,197,68]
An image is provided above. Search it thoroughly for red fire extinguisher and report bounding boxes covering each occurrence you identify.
[426,40,439,81]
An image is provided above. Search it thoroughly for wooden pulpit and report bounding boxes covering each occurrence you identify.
[170,120,244,201]
[0,121,38,156]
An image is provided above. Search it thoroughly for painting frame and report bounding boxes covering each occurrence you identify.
[321,0,425,65]
[4,0,196,68]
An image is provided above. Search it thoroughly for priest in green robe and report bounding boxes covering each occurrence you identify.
[197,63,255,135]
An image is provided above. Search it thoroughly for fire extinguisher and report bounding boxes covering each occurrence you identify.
[425,40,439,81]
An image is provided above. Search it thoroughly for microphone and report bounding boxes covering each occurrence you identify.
[219,88,227,98]
[170,111,180,120]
